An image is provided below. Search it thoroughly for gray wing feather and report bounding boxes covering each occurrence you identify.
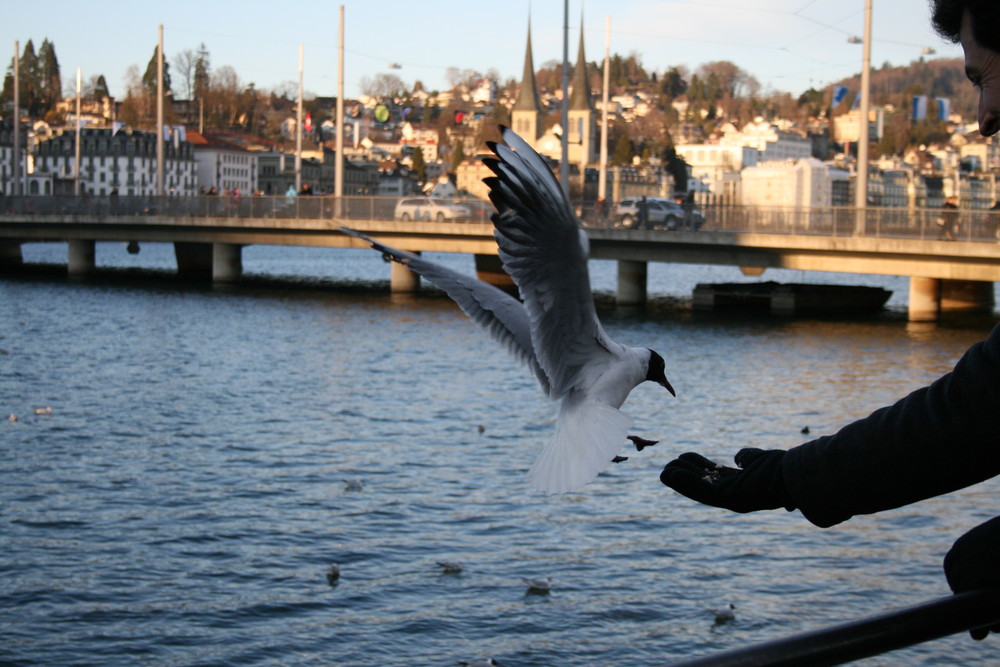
[340,227,550,395]
[483,127,614,399]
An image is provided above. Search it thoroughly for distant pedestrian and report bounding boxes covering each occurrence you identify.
[595,197,608,223]
[988,200,1000,240]
[637,196,649,228]
[939,195,960,240]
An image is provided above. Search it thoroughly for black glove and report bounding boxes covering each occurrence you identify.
[660,448,794,513]
[944,516,1000,641]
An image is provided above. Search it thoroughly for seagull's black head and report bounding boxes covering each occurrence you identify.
[646,349,675,396]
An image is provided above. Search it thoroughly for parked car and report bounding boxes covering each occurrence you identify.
[394,197,470,222]
[613,197,705,230]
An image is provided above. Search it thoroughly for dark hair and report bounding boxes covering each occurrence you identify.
[930,0,1000,52]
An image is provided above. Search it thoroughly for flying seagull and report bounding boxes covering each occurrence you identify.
[340,126,674,494]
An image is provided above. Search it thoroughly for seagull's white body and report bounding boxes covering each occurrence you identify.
[341,126,673,494]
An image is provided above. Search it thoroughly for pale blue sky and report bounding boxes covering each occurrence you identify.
[3,0,965,102]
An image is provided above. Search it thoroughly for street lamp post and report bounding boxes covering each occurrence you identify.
[855,0,872,234]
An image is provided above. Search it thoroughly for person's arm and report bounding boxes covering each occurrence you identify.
[661,325,1000,527]
[785,325,1000,527]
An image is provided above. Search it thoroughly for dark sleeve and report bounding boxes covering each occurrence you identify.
[783,324,1000,528]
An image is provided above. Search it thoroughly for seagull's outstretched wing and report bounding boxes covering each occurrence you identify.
[483,126,616,400]
[339,226,550,394]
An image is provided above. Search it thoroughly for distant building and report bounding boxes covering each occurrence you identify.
[741,157,833,208]
[400,122,439,164]
[832,108,882,146]
[33,127,196,196]
[187,131,258,194]
[256,151,321,195]
[675,143,758,202]
[0,123,30,195]
[720,118,812,162]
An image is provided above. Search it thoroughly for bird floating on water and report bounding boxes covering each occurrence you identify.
[34,406,53,415]
[524,577,552,595]
[437,561,464,574]
[340,126,675,494]
[326,564,340,586]
[712,603,736,623]
[344,479,364,492]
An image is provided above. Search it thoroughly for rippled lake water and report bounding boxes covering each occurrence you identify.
[2,242,999,666]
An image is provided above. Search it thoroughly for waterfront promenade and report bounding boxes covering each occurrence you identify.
[2,194,999,321]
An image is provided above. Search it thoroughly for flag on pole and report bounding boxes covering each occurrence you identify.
[912,95,928,120]
[935,97,951,121]
[851,92,861,110]
[112,121,125,136]
[832,85,849,107]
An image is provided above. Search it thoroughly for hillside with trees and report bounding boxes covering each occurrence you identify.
[1,36,975,163]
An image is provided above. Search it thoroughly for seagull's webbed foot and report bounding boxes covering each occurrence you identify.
[627,435,660,451]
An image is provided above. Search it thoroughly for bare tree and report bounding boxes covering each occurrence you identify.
[359,72,407,98]
[207,65,242,126]
[173,49,196,99]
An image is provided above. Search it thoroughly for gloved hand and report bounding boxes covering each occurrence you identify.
[944,516,1000,640]
[660,448,794,513]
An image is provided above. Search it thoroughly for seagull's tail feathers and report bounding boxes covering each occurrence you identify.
[528,399,632,495]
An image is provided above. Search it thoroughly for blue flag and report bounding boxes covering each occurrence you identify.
[832,85,849,107]
[935,97,951,121]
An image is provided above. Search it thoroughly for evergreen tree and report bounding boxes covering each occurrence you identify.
[142,46,171,95]
[37,39,60,114]
[15,40,41,116]
[612,132,633,165]
[411,145,427,183]
[450,140,466,170]
[660,67,687,99]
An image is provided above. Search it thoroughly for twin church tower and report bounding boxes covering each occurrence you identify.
[510,19,598,170]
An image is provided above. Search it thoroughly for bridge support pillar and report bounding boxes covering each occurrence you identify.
[212,243,243,283]
[67,239,95,276]
[174,242,213,278]
[617,260,648,306]
[908,278,940,322]
[0,241,22,269]
[909,278,994,321]
[391,254,420,292]
[475,254,515,290]
[942,279,994,314]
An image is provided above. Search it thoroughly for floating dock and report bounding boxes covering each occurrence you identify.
[693,281,892,314]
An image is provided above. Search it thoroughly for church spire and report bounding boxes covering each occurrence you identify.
[513,20,543,114]
[569,15,593,111]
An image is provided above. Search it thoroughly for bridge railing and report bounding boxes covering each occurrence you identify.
[4,195,1000,243]
[0,194,496,225]
[582,202,1000,243]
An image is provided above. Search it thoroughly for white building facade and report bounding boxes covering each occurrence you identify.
[720,118,812,162]
[34,127,197,196]
[740,157,833,208]
[191,134,258,194]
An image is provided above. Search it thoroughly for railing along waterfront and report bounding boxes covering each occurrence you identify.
[3,195,1000,244]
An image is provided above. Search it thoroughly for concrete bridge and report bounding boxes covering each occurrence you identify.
[1,195,998,321]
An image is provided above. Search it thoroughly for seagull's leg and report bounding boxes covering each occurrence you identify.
[627,435,660,451]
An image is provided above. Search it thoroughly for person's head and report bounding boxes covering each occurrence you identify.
[931,0,1000,135]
